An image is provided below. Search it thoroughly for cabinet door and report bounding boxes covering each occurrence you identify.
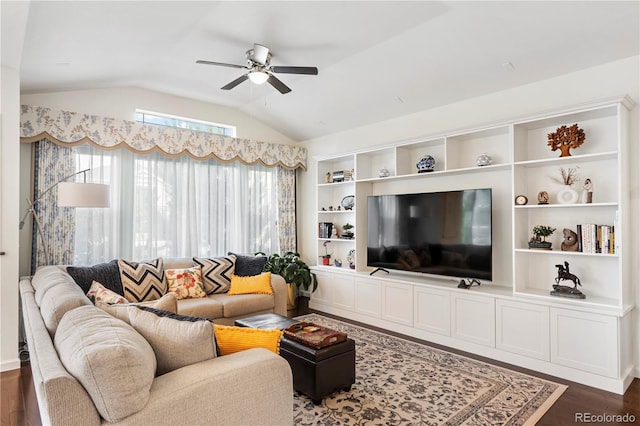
[451,293,495,347]
[496,300,549,361]
[311,271,333,306]
[382,281,413,326]
[331,274,355,311]
[355,277,381,318]
[550,308,618,378]
[414,287,451,336]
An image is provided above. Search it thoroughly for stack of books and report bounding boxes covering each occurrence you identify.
[576,224,615,254]
[318,222,333,238]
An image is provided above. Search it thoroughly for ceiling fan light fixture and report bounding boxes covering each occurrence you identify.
[248,70,269,85]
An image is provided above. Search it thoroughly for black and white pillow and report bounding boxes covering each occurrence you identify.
[193,255,236,294]
[118,258,166,303]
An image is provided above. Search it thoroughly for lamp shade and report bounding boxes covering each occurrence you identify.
[57,182,110,208]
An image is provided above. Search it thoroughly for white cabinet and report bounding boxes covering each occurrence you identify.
[550,308,618,378]
[382,281,413,326]
[354,277,381,318]
[496,299,549,361]
[311,270,355,312]
[414,286,451,336]
[451,293,495,347]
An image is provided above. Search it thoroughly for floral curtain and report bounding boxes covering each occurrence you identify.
[20,105,307,170]
[31,140,76,270]
[276,166,297,253]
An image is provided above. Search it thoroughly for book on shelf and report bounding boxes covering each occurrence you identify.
[318,222,333,238]
[576,223,614,254]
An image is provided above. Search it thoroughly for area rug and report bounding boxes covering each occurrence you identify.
[292,314,566,426]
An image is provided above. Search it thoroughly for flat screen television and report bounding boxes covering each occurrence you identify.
[367,188,492,281]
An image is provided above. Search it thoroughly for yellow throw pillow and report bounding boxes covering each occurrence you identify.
[213,324,283,355]
[166,267,207,300]
[227,272,273,295]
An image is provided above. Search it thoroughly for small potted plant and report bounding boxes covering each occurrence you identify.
[529,225,556,250]
[342,223,354,239]
[260,252,317,310]
[319,240,332,265]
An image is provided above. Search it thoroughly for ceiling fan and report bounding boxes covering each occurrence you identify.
[196,43,318,94]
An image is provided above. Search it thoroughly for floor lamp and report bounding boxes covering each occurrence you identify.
[19,168,110,266]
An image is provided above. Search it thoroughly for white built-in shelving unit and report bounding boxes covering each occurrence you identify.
[311,95,635,394]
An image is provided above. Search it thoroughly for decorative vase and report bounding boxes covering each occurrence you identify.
[416,155,435,173]
[378,167,390,178]
[322,257,330,266]
[334,259,342,267]
[286,283,297,310]
[557,185,579,204]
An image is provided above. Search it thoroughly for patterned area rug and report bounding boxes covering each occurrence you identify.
[292,314,566,426]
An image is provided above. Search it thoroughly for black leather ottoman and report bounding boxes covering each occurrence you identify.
[235,313,356,404]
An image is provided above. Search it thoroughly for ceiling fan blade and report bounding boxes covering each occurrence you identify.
[271,66,318,75]
[252,44,270,65]
[221,74,249,90]
[267,75,292,94]
[196,60,247,69]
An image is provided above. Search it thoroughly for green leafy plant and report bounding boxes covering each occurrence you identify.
[342,223,354,231]
[260,252,318,292]
[532,225,556,242]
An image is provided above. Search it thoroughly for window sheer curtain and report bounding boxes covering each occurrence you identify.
[33,140,293,266]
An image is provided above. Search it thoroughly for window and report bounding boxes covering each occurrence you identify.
[135,110,236,137]
[71,143,281,264]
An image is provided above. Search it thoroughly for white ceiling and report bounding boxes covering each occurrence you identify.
[17,1,640,141]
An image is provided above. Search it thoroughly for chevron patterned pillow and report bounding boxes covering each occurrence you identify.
[118,258,167,302]
[193,255,236,294]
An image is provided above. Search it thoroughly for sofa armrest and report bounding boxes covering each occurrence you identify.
[114,348,293,426]
[270,274,287,316]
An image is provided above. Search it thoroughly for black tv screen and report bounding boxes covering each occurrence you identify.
[367,189,492,281]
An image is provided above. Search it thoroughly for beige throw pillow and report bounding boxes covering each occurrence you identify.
[96,292,178,324]
[128,306,216,376]
[54,306,156,423]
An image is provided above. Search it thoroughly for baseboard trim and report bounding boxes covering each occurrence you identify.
[1,358,21,372]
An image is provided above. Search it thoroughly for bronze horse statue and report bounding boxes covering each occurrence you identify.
[555,261,581,289]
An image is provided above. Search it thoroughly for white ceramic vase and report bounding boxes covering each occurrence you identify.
[557,185,579,204]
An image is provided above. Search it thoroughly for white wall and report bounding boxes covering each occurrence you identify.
[1,66,23,371]
[20,87,296,145]
[298,55,640,377]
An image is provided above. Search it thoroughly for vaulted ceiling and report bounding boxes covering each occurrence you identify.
[15,1,640,141]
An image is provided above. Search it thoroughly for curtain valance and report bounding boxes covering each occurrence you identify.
[20,105,307,170]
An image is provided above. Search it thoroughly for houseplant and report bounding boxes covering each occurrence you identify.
[261,251,317,309]
[319,240,332,265]
[342,223,354,239]
[529,225,556,250]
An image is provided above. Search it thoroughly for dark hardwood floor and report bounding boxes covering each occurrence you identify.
[3,298,638,425]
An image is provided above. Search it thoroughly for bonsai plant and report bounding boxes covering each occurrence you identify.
[260,251,317,310]
[342,223,354,239]
[529,225,556,250]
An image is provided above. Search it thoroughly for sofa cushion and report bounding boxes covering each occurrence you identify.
[229,253,267,276]
[176,296,224,320]
[193,255,236,294]
[213,324,283,355]
[118,258,166,302]
[210,293,274,318]
[87,281,128,304]
[166,267,207,300]
[38,276,92,337]
[227,272,273,295]
[129,306,216,376]
[54,305,156,423]
[67,260,123,295]
[96,292,178,324]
